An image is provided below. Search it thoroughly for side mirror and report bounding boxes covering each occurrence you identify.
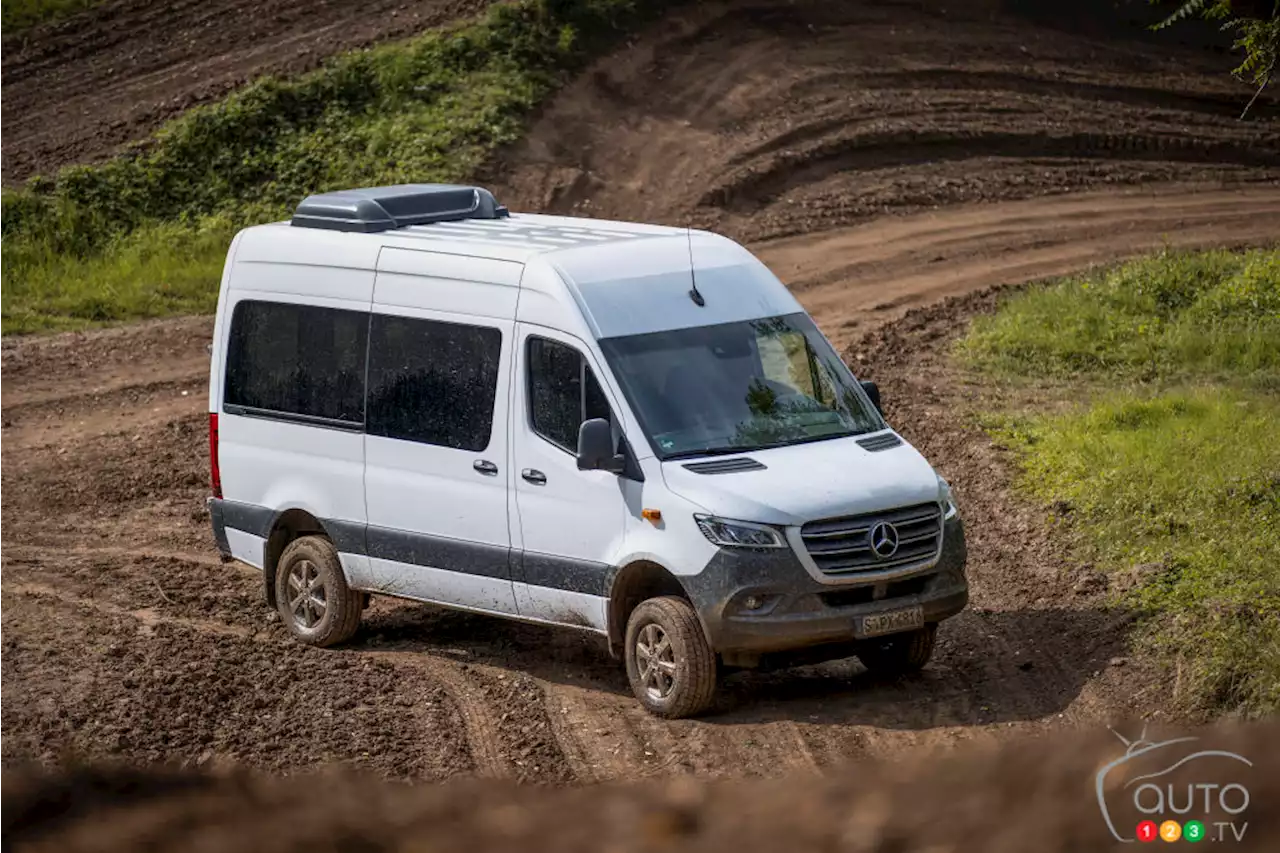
[860,380,883,414]
[577,418,625,474]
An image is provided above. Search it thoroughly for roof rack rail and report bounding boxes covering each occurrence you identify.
[290,184,509,233]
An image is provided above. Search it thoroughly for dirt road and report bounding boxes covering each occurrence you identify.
[5,185,1278,783]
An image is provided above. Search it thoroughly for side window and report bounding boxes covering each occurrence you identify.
[528,337,611,452]
[224,300,368,424]
[366,314,502,451]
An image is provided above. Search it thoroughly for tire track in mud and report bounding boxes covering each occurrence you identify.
[374,654,512,780]
[703,130,1280,212]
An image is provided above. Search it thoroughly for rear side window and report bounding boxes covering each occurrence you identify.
[366,314,502,451]
[224,300,368,424]
[528,337,612,452]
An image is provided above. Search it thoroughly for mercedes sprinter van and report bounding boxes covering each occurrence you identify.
[207,184,968,717]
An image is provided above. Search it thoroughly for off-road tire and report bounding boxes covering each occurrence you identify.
[624,596,717,718]
[857,624,937,675]
[274,535,363,648]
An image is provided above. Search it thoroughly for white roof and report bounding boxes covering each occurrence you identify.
[232,212,803,339]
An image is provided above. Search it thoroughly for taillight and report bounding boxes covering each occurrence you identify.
[209,412,223,498]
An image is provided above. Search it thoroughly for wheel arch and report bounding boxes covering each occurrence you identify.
[262,507,332,607]
[606,559,695,657]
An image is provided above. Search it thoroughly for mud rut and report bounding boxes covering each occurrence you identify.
[3,0,1280,784]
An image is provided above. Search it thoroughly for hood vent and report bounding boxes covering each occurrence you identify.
[857,432,903,452]
[682,457,766,474]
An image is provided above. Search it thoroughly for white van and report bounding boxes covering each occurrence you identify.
[207,184,968,717]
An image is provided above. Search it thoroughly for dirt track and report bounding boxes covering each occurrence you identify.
[3,0,1280,796]
[5,187,1279,784]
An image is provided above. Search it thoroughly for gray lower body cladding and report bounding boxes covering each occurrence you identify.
[683,516,969,655]
[209,497,968,656]
[208,497,234,560]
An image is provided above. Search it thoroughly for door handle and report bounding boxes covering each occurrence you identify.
[473,459,498,476]
[521,468,547,485]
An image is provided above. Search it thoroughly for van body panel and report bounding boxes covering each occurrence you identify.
[551,233,803,339]
[361,300,519,614]
[215,283,373,571]
[207,230,244,412]
[235,222,381,270]
[374,247,523,317]
[508,323,626,628]
[658,434,941,528]
[225,529,267,569]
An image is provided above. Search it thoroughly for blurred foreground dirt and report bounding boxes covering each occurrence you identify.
[5,719,1277,853]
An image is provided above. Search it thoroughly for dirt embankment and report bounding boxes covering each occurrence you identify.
[0,0,495,184]
[491,0,1278,244]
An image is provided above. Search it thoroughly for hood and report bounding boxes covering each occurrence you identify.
[659,433,941,526]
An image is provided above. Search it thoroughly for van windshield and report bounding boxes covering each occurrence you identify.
[599,313,885,460]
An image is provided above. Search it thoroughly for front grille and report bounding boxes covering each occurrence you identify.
[801,502,943,576]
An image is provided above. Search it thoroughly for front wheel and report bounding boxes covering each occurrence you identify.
[624,596,717,718]
[857,624,937,675]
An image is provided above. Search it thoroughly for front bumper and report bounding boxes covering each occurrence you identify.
[682,515,969,655]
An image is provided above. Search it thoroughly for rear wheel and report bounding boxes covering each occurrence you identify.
[624,596,717,718]
[857,624,937,675]
[274,535,363,648]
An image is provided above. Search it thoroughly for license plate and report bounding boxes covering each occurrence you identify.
[857,606,924,638]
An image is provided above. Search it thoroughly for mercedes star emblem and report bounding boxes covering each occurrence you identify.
[869,521,900,559]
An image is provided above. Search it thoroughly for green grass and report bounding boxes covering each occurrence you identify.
[1,0,101,31]
[1,0,676,334]
[961,249,1280,717]
[959,248,1280,386]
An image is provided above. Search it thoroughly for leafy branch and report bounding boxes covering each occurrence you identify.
[1151,1,1280,117]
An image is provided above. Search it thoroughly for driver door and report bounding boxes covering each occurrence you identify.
[510,325,627,631]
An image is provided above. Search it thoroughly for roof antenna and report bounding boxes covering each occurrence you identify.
[686,225,706,307]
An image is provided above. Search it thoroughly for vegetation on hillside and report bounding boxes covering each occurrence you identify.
[962,248,1280,716]
[1,0,100,32]
[960,248,1280,385]
[1,0,675,334]
[1154,0,1280,116]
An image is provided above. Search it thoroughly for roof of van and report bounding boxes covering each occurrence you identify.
[240,211,696,262]
[232,211,804,339]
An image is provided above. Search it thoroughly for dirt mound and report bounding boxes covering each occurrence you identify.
[491,0,1278,244]
[0,0,494,183]
[5,719,1278,852]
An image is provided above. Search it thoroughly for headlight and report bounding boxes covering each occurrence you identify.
[694,515,785,549]
[938,476,958,520]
